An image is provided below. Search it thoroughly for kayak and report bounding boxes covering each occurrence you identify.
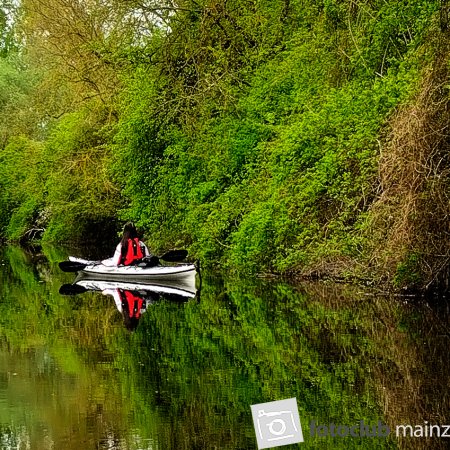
[68,256,197,286]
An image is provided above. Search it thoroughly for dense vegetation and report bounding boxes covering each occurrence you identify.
[0,1,449,292]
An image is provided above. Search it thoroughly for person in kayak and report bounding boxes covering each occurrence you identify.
[102,222,151,266]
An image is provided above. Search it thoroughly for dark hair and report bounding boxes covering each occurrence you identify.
[120,222,138,259]
[121,221,138,243]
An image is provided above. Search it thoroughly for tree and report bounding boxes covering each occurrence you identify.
[0,0,18,56]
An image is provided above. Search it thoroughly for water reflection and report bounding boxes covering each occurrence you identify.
[60,277,198,331]
[0,245,449,449]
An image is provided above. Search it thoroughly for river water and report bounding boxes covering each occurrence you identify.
[0,245,449,449]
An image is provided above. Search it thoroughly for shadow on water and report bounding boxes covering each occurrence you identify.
[0,245,449,449]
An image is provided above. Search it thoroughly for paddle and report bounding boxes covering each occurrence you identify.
[157,249,188,262]
[58,260,96,272]
[58,249,189,272]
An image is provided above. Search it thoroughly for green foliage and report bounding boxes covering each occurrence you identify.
[0,105,121,242]
[0,57,40,146]
[0,1,17,57]
[393,252,422,289]
[0,0,447,289]
[40,108,121,242]
[111,1,432,270]
[0,136,44,238]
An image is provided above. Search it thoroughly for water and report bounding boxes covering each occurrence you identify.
[0,245,449,449]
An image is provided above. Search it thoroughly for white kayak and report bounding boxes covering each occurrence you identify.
[68,256,197,287]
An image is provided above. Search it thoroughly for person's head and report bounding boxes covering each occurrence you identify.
[121,222,138,243]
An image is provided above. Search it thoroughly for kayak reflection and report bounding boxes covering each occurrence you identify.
[59,277,198,331]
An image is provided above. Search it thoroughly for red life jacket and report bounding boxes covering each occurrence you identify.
[120,290,144,318]
[122,238,144,266]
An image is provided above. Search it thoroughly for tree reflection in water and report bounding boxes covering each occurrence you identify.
[0,245,448,449]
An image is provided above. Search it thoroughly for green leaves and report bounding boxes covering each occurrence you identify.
[0,1,18,57]
[0,0,445,288]
[108,0,441,279]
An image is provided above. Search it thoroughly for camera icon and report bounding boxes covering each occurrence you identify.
[251,398,303,449]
